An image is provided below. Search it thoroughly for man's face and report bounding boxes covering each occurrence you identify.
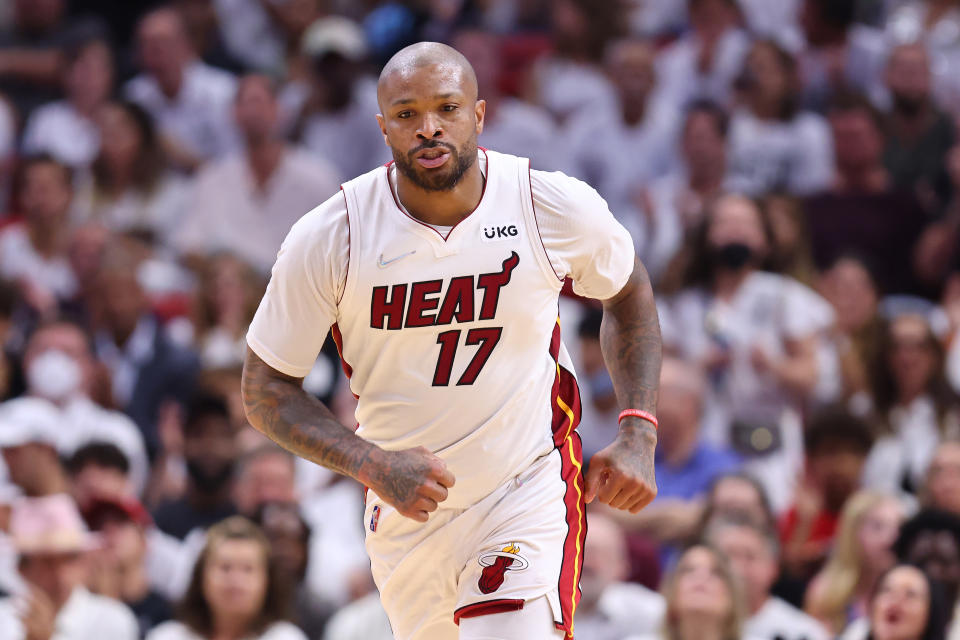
[20,552,86,608]
[234,77,278,143]
[72,464,131,507]
[887,45,930,112]
[714,525,777,610]
[907,530,960,588]
[100,518,145,567]
[21,163,71,226]
[376,63,485,192]
[807,446,867,512]
[606,41,656,107]
[928,444,960,514]
[23,324,94,398]
[184,415,237,493]
[96,269,146,337]
[138,12,186,77]
[683,111,726,173]
[235,453,295,516]
[830,109,883,173]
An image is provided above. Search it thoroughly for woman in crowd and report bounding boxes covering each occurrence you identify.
[806,491,906,634]
[71,100,189,245]
[146,516,307,640]
[840,564,948,640]
[627,544,746,640]
[864,312,960,496]
[726,39,834,197]
[663,192,834,511]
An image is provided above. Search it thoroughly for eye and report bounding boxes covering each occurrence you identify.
[397,110,413,119]
[442,104,458,112]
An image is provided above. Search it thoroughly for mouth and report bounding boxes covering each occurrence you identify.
[415,147,451,169]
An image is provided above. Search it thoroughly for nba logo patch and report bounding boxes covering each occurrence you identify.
[369,505,381,532]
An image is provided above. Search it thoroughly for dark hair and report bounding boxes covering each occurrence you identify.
[577,307,604,340]
[25,317,94,355]
[894,510,960,562]
[553,0,627,62]
[19,153,73,190]
[685,99,729,137]
[184,392,231,433]
[806,0,857,32]
[63,35,114,73]
[177,516,290,636]
[828,91,885,132]
[91,100,166,194]
[804,406,875,457]
[251,501,312,580]
[0,279,19,319]
[696,471,777,539]
[66,442,130,475]
[866,564,948,640]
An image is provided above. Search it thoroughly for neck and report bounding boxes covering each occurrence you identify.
[117,562,151,603]
[157,68,183,100]
[396,156,485,227]
[246,140,284,190]
[211,613,253,640]
[897,387,925,407]
[689,163,726,195]
[675,616,726,640]
[749,594,770,616]
[750,95,781,120]
[621,99,647,128]
[713,268,750,299]
[891,102,933,136]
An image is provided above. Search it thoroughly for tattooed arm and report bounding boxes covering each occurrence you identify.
[584,257,662,514]
[241,348,455,521]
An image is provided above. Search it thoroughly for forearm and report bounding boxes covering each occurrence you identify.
[769,355,818,394]
[600,258,662,438]
[241,348,379,482]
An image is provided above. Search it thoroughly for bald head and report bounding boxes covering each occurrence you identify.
[377,42,478,109]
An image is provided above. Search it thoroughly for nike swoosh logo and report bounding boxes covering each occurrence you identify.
[378,250,417,268]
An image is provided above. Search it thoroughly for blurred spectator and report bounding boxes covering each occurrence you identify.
[22,319,150,495]
[20,36,113,170]
[726,40,834,197]
[707,515,830,640]
[232,446,296,518]
[297,17,389,180]
[252,502,328,640]
[211,0,285,75]
[885,0,960,110]
[151,393,237,541]
[817,255,884,399]
[91,246,199,458]
[575,511,665,639]
[84,496,173,637]
[125,7,239,171]
[71,101,190,245]
[839,564,948,640]
[176,74,340,274]
[737,0,805,50]
[625,544,746,640]
[576,308,617,457]
[924,440,960,514]
[761,194,819,286]
[663,193,833,511]
[883,43,955,213]
[806,491,905,633]
[0,397,69,497]
[322,590,392,640]
[780,408,875,578]
[146,516,306,640]
[656,0,751,109]
[894,509,960,609]
[192,254,265,370]
[452,28,556,170]
[863,313,959,497]
[644,101,731,284]
[0,155,78,317]
[173,0,245,74]
[798,0,888,112]
[700,472,779,534]
[67,442,132,509]
[0,0,108,117]
[0,494,138,639]
[532,0,622,125]
[804,93,928,295]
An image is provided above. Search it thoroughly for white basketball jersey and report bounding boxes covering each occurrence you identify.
[336,149,580,508]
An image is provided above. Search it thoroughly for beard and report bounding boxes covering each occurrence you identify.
[393,138,477,192]
[892,92,926,118]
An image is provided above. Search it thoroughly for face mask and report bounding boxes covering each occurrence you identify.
[712,242,755,271]
[27,349,82,403]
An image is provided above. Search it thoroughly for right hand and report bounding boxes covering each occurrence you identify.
[20,585,56,640]
[369,447,455,522]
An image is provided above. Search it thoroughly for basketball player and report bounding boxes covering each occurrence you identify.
[241,42,661,639]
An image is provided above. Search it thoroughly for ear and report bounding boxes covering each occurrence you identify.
[375,114,389,147]
[475,99,486,136]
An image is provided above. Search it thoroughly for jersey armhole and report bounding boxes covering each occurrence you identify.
[518,161,564,289]
[338,184,360,311]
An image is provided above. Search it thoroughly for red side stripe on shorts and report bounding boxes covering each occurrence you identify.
[556,433,586,639]
[453,598,525,624]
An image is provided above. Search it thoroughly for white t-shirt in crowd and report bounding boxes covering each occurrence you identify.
[574,582,666,640]
[21,101,100,169]
[125,61,239,161]
[0,587,138,640]
[533,57,619,124]
[479,97,559,171]
[0,223,78,300]
[628,0,688,37]
[322,592,393,640]
[175,146,341,273]
[725,108,834,197]
[746,596,832,640]
[656,28,752,109]
[147,620,307,640]
[738,0,804,51]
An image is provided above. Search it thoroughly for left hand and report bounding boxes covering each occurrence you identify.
[584,425,657,514]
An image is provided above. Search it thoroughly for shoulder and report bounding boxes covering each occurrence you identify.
[284,147,342,184]
[529,168,609,215]
[261,621,308,640]
[146,620,196,640]
[193,154,243,185]
[82,590,138,626]
[189,62,238,96]
[793,111,831,135]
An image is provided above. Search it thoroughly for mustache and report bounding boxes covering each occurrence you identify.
[408,140,456,158]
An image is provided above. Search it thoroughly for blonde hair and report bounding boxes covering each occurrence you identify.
[804,491,896,631]
[660,544,746,640]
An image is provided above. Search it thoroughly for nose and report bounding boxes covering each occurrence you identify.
[416,112,443,140]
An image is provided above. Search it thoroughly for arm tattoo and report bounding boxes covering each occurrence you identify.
[601,257,662,438]
[241,348,376,481]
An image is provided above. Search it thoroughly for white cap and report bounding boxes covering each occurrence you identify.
[302,16,368,61]
[0,397,61,449]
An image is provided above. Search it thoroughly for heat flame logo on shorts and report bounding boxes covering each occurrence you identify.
[477,543,528,594]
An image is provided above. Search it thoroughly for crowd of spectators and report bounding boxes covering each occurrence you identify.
[3,0,960,638]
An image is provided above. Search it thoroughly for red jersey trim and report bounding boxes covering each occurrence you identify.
[384,147,490,242]
[453,598,525,625]
[527,165,564,282]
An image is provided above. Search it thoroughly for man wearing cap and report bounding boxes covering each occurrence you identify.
[175,72,341,274]
[0,398,70,498]
[0,494,138,639]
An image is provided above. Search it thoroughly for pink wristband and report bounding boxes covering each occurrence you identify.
[618,409,658,431]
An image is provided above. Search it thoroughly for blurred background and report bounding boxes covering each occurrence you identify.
[0,0,959,639]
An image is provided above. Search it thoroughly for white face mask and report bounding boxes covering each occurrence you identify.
[26,349,82,403]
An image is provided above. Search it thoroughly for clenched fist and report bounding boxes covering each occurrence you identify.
[585,428,657,514]
[367,446,456,522]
